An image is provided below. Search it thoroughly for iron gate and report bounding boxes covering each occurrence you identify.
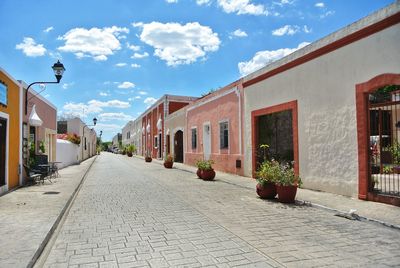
[368,86,400,197]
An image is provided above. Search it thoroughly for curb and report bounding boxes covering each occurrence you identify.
[28,156,98,268]
[137,156,400,231]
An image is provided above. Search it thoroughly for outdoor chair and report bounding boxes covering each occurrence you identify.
[23,165,43,185]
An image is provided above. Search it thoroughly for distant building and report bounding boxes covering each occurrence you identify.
[112,133,122,150]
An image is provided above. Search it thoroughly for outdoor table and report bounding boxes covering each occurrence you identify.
[48,161,61,178]
[38,164,53,183]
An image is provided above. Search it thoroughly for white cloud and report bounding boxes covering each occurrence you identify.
[230,29,248,38]
[94,55,107,61]
[303,25,312,33]
[320,10,335,18]
[131,63,141,68]
[62,82,74,90]
[61,99,131,118]
[131,52,149,59]
[196,0,211,5]
[58,26,129,61]
[44,26,54,33]
[16,37,47,57]
[144,97,157,106]
[138,21,220,66]
[138,91,148,95]
[98,112,134,121]
[99,91,110,96]
[217,0,268,16]
[117,82,135,89]
[166,0,178,3]
[238,42,310,76]
[315,2,325,8]
[132,22,144,28]
[115,62,127,67]
[127,43,140,51]
[93,123,122,133]
[274,0,294,6]
[272,25,300,36]
[88,99,131,109]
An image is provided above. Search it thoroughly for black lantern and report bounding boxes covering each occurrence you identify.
[93,117,98,126]
[52,60,66,83]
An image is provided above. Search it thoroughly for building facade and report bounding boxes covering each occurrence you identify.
[0,68,22,194]
[58,118,98,162]
[164,107,188,163]
[185,81,244,175]
[241,3,400,205]
[23,84,57,168]
[139,95,196,159]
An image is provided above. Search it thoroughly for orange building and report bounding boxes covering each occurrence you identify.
[0,68,22,194]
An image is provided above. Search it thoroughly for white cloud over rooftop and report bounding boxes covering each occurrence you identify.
[136,21,220,66]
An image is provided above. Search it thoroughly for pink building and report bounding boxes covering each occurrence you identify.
[185,81,244,175]
[140,95,197,159]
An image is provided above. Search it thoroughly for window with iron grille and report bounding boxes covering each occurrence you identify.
[191,128,197,149]
[219,121,229,149]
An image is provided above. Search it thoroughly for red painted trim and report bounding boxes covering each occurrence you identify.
[251,100,299,177]
[355,73,400,202]
[243,12,400,88]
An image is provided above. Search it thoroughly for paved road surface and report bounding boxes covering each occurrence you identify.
[42,153,400,267]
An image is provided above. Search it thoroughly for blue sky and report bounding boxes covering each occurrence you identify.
[0,0,394,141]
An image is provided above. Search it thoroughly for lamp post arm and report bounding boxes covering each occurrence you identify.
[25,81,60,115]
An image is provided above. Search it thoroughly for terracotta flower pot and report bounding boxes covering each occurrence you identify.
[196,169,202,179]
[256,183,277,199]
[276,185,298,203]
[164,161,173,168]
[200,169,216,181]
[145,157,152,162]
[127,152,133,157]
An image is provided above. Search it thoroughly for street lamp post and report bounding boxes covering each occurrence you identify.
[25,60,66,114]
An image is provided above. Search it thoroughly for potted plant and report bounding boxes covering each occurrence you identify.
[163,154,174,168]
[145,150,152,162]
[255,160,280,199]
[126,145,135,157]
[275,163,302,203]
[38,141,46,154]
[195,159,215,181]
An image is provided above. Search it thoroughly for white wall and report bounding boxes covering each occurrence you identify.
[56,139,79,169]
[243,24,400,197]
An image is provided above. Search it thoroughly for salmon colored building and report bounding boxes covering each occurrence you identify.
[23,84,58,167]
[0,68,22,194]
[139,95,197,159]
[185,81,244,175]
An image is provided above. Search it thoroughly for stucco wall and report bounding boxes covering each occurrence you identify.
[243,24,400,197]
[165,108,186,160]
[56,139,79,169]
[185,85,244,175]
[0,70,21,190]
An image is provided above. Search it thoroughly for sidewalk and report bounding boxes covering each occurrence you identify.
[0,156,97,268]
[145,156,400,229]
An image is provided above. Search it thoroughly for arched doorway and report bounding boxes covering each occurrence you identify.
[356,73,400,205]
[174,130,183,163]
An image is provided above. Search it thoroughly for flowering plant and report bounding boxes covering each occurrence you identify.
[195,159,214,171]
[164,154,173,163]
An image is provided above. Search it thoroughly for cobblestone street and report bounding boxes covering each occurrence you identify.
[42,153,400,267]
